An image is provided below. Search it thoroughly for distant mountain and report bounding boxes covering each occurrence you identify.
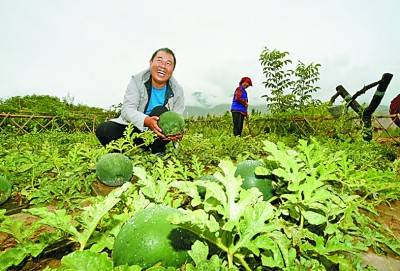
[375,105,390,114]
[183,104,268,117]
[183,104,391,117]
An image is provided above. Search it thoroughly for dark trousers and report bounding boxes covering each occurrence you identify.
[95,121,168,154]
[232,112,245,136]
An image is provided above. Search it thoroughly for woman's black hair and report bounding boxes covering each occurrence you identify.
[150,48,176,69]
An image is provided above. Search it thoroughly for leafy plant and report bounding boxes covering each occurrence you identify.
[292,61,321,108]
[172,160,275,270]
[259,46,321,113]
[259,47,295,113]
[171,140,400,270]
[27,182,134,251]
[0,95,114,133]
[186,241,227,271]
[1,100,400,271]
[0,209,61,271]
[105,123,156,155]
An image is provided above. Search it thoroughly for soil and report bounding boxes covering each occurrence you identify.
[0,210,76,271]
[375,200,400,238]
[361,200,400,271]
[91,180,116,196]
[376,136,400,145]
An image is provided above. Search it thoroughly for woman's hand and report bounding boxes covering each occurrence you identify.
[165,134,183,142]
[144,116,184,141]
[144,116,166,139]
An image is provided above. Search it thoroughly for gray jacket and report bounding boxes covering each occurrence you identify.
[111,69,185,131]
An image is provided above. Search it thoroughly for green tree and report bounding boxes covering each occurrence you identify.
[292,61,321,108]
[259,47,321,113]
[259,47,295,113]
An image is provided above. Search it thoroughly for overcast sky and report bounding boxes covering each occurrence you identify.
[1,0,399,110]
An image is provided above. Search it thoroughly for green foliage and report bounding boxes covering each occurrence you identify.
[0,209,62,271]
[259,47,295,113]
[28,183,133,252]
[259,46,321,113]
[186,241,227,270]
[0,131,103,210]
[245,102,365,141]
[1,101,400,270]
[0,94,111,116]
[49,251,114,271]
[176,125,266,168]
[171,160,277,270]
[171,140,400,270]
[293,61,322,108]
[105,123,156,155]
[132,156,199,208]
[0,95,117,133]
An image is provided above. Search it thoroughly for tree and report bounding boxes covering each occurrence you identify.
[292,61,321,108]
[259,47,321,113]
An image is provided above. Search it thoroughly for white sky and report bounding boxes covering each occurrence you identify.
[1,0,399,109]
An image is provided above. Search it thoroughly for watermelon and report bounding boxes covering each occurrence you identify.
[196,175,219,197]
[235,160,274,201]
[158,111,185,136]
[95,153,133,186]
[112,205,196,268]
[0,175,12,205]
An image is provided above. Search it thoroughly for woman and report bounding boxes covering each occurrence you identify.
[230,77,252,136]
[95,48,185,154]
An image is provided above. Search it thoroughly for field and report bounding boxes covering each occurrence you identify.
[1,105,400,271]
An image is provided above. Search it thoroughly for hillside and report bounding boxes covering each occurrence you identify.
[184,104,392,117]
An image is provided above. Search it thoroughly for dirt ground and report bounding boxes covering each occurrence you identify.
[362,200,400,271]
[375,200,400,238]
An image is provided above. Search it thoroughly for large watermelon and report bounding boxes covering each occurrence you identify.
[158,111,185,136]
[112,205,196,268]
[95,153,133,186]
[235,160,274,201]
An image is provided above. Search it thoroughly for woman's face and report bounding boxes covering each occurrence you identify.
[242,81,250,89]
[150,51,175,88]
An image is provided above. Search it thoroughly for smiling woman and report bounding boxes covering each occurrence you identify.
[94,48,185,155]
[150,48,176,88]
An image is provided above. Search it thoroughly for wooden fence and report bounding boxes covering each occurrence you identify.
[1,112,399,143]
[0,112,112,134]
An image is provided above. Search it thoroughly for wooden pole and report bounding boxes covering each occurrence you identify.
[335,85,363,115]
[362,73,393,141]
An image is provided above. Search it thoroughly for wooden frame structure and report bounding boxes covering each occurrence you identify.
[1,111,399,144]
[0,113,111,134]
[330,73,394,141]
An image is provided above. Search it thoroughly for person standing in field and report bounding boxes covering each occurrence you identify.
[230,77,252,136]
[95,48,185,154]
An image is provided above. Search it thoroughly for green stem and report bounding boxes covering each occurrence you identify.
[227,251,234,268]
[362,185,398,201]
[188,230,229,253]
[31,168,35,189]
[181,227,254,270]
[233,253,252,271]
[300,212,304,230]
